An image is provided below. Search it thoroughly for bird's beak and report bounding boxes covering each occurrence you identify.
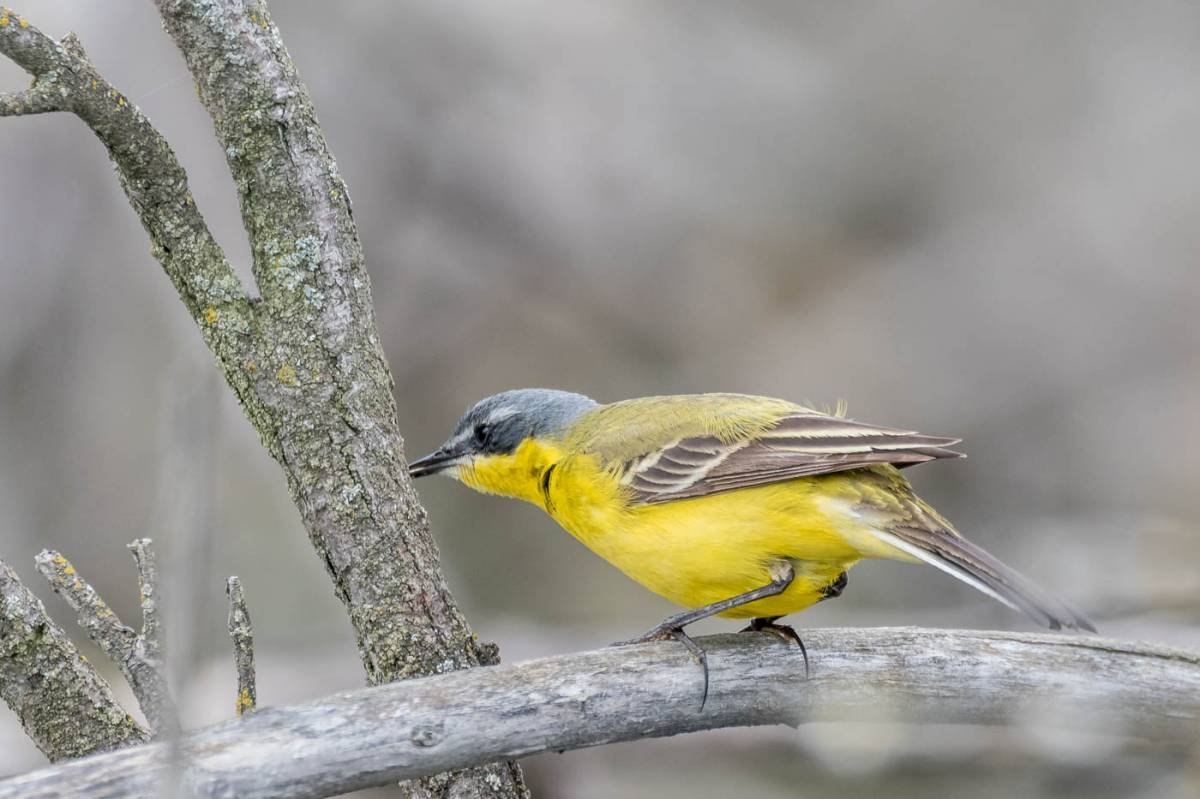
[408,447,459,478]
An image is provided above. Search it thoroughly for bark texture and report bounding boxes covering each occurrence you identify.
[225,577,256,717]
[0,628,1196,799]
[0,560,147,761]
[0,5,525,794]
[35,545,177,737]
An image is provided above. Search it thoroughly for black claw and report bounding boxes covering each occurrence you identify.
[609,568,800,713]
[668,628,710,710]
[741,617,810,679]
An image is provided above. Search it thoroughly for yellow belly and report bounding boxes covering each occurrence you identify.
[547,460,864,619]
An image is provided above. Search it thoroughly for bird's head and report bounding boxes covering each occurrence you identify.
[407,389,598,486]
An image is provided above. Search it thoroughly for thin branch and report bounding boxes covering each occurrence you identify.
[35,545,178,738]
[225,576,257,716]
[0,629,1196,799]
[0,81,63,115]
[0,559,147,761]
[0,7,255,358]
[35,551,136,660]
[124,540,177,738]
[129,540,163,662]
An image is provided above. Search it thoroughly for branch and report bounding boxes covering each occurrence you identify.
[226,576,257,716]
[0,559,147,761]
[1,3,522,792]
[0,8,256,374]
[0,629,1196,799]
[139,7,528,793]
[0,82,62,115]
[35,544,178,737]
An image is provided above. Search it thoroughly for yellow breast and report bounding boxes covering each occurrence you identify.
[459,439,865,619]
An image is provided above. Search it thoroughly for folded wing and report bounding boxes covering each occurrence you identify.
[621,411,964,504]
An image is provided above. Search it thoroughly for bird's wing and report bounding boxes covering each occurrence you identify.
[616,410,964,504]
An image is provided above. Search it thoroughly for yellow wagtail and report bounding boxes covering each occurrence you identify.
[410,389,1094,686]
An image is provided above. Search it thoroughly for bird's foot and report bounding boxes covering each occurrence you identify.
[740,617,810,678]
[612,624,710,710]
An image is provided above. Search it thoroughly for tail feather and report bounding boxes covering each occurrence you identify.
[872,526,1096,633]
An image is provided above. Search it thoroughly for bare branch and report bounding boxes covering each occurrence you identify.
[2,3,524,791]
[124,540,177,738]
[0,559,147,761]
[138,9,528,792]
[151,0,359,309]
[129,540,163,663]
[225,576,256,717]
[0,81,63,115]
[0,629,1197,799]
[0,7,255,358]
[35,546,178,738]
[35,551,136,662]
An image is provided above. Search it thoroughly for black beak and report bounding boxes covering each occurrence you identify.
[408,448,458,478]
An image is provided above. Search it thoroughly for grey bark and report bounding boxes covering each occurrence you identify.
[0,560,147,761]
[34,544,178,738]
[0,5,525,794]
[226,577,256,717]
[0,629,1196,799]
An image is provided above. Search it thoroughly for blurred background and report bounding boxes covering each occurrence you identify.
[2,1,1199,796]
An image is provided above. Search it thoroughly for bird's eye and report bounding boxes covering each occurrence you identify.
[472,423,490,446]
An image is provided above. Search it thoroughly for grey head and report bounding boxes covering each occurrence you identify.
[408,389,598,477]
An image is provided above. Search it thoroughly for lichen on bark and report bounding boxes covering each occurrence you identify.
[0,561,147,761]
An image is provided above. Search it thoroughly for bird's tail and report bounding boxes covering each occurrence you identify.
[872,524,1095,632]
[842,468,1094,632]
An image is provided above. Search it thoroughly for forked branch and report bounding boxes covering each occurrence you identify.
[36,542,177,737]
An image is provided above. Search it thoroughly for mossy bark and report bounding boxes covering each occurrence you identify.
[0,561,147,761]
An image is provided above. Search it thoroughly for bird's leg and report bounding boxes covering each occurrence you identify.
[740,616,809,678]
[613,563,795,709]
[736,571,844,677]
[616,562,796,641]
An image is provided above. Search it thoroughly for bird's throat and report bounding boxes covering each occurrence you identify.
[457,438,566,508]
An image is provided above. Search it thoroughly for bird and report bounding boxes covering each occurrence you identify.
[408,389,1094,695]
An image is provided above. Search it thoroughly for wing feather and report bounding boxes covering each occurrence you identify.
[622,412,963,503]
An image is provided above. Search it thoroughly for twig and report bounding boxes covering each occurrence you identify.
[0,559,147,761]
[35,544,178,737]
[129,540,163,664]
[0,81,62,115]
[226,576,257,716]
[0,628,1196,799]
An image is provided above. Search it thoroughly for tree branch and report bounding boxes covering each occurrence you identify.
[0,629,1195,799]
[0,81,63,115]
[0,559,147,761]
[0,7,257,395]
[140,3,526,791]
[35,545,177,738]
[1,3,525,791]
[225,576,257,717]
